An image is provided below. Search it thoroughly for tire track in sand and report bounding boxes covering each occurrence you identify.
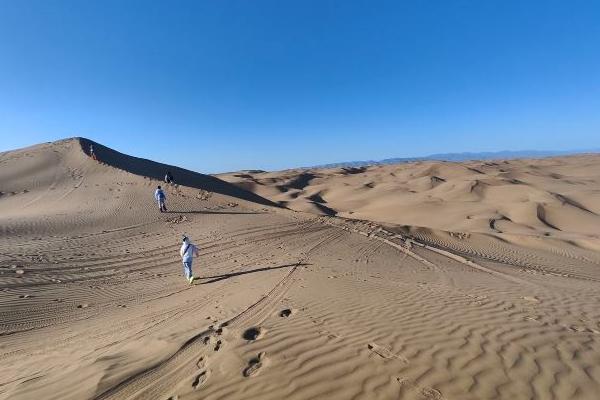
[93,224,341,400]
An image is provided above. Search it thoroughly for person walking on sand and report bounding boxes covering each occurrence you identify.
[164,171,174,184]
[154,185,167,212]
[180,235,200,284]
[90,144,98,161]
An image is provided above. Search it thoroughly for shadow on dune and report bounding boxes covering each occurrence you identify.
[286,172,317,190]
[199,263,310,284]
[79,138,276,207]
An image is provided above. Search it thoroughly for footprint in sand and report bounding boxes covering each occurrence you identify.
[192,370,208,389]
[396,377,443,400]
[280,308,293,318]
[367,343,408,363]
[215,327,226,336]
[242,327,263,341]
[214,340,222,352]
[243,352,266,377]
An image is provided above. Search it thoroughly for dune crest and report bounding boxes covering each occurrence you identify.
[0,138,273,237]
[219,154,600,244]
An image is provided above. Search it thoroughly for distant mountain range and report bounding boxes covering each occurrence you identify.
[309,149,600,169]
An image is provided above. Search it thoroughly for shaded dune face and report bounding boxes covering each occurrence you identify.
[77,138,275,207]
[0,138,275,236]
[219,155,600,242]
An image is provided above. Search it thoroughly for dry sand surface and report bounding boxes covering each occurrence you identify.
[2,138,600,400]
[218,157,600,244]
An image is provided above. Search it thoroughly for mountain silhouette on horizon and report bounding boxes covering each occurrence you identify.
[307,148,600,169]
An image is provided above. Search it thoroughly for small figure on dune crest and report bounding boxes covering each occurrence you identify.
[155,185,167,212]
[165,171,174,184]
[181,235,200,284]
[89,144,98,161]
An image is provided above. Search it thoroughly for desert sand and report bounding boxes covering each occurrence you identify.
[1,138,600,400]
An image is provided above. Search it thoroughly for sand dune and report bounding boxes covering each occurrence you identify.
[219,155,600,243]
[2,139,600,400]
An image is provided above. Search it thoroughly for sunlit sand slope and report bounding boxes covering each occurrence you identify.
[1,140,600,400]
[219,155,600,244]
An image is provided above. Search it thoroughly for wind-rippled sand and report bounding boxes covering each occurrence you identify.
[1,139,599,399]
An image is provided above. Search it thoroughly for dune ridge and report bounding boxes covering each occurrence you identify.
[219,155,600,244]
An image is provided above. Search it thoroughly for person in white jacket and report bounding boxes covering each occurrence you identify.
[180,235,200,284]
[154,186,167,212]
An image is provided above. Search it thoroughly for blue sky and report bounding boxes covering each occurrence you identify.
[1,1,599,172]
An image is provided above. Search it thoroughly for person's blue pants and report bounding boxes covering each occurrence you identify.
[183,261,193,279]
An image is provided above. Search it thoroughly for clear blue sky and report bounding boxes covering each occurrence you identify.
[1,1,599,173]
